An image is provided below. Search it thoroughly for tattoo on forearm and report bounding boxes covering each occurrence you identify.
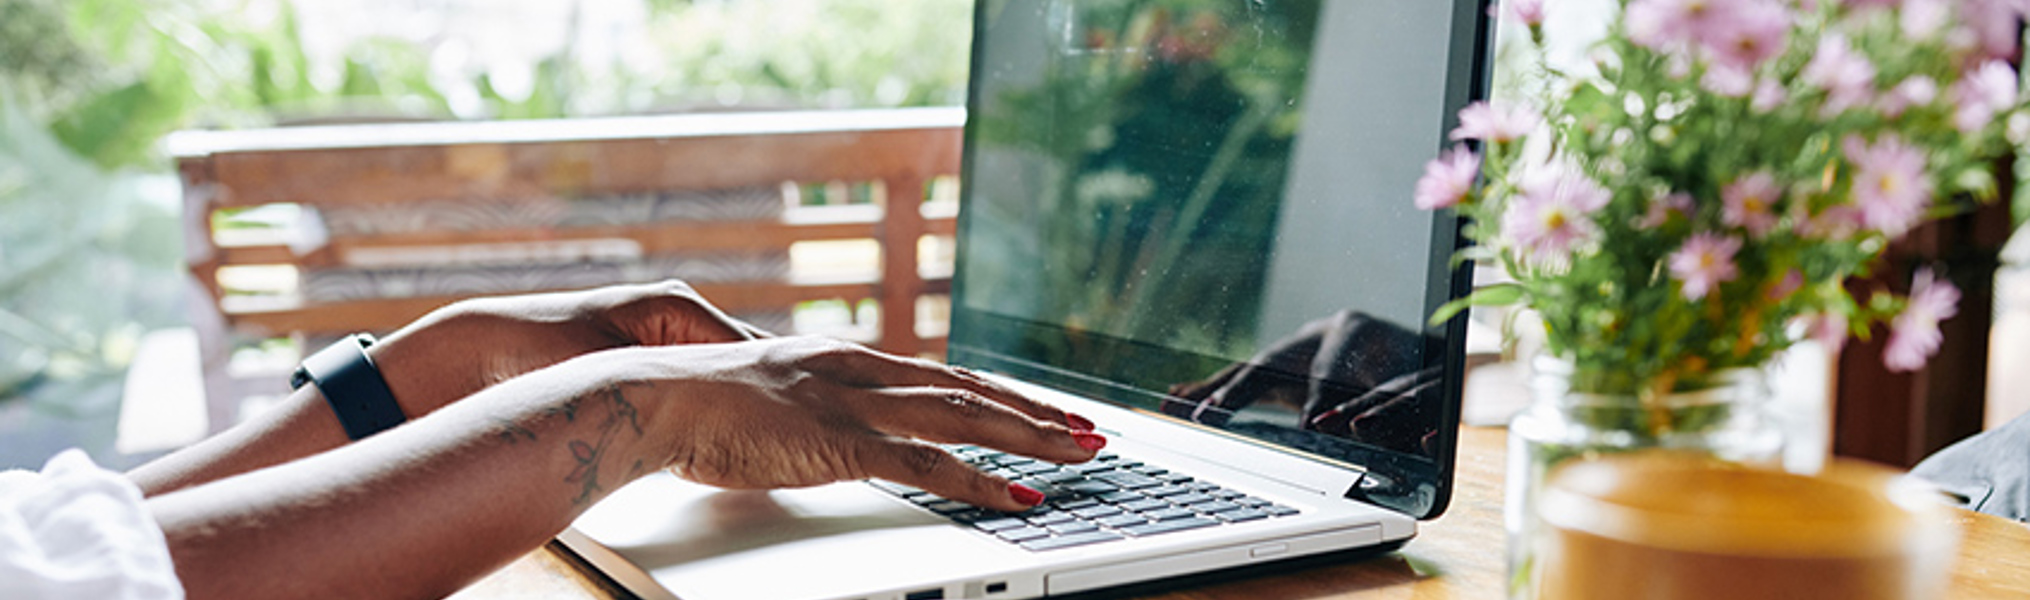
[562,384,644,506]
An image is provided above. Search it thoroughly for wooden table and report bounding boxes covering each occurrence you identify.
[450,426,2030,599]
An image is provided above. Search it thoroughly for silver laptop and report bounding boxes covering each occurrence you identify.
[560,1,1490,598]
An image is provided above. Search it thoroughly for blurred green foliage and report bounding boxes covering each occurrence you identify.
[0,0,974,401]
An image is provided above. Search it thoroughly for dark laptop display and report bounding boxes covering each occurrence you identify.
[948,0,1489,519]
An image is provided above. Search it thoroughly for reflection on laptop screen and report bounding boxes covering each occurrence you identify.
[950,0,1482,517]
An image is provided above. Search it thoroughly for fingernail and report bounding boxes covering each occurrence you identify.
[1072,432,1107,451]
[1009,482,1045,506]
[1066,413,1096,431]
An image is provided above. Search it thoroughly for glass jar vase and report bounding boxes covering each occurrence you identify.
[1505,356,1786,600]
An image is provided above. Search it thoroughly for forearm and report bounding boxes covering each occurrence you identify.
[127,303,607,497]
[149,351,673,600]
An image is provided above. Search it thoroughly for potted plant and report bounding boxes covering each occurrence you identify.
[1411,0,2028,595]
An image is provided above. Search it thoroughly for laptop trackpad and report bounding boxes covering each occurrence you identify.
[573,471,1018,600]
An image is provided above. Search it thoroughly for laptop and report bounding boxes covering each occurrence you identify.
[559,1,1492,598]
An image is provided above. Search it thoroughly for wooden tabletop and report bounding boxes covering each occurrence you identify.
[450,426,2030,600]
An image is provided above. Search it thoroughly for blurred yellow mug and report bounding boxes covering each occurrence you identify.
[1535,451,1960,600]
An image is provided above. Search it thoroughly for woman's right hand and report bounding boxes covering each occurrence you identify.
[620,336,1105,512]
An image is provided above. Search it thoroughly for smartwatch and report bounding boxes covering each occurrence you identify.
[291,333,408,440]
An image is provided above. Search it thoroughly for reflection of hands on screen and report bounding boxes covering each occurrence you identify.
[1161,310,1442,455]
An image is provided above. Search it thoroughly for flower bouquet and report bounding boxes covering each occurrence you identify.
[1410,0,2029,595]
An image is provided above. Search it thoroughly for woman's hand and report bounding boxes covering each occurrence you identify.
[624,337,1104,512]
[371,280,766,417]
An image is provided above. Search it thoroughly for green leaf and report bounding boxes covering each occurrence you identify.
[1429,283,1525,327]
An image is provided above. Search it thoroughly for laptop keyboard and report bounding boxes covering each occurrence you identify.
[868,447,1300,552]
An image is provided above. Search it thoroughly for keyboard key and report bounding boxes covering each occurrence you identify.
[1046,520,1100,535]
[1095,513,1148,528]
[1236,497,1271,508]
[1068,462,1117,475]
[1020,530,1124,551]
[1096,490,1144,503]
[1093,472,1162,489]
[925,500,973,514]
[1011,462,1059,475]
[906,492,943,504]
[1143,485,1191,497]
[1117,499,1170,513]
[1120,517,1219,537]
[1168,493,1215,505]
[1215,508,1269,523]
[1191,500,1242,514]
[973,517,1029,531]
[1053,498,1101,510]
[948,510,997,524]
[1211,489,1245,500]
[1189,482,1224,492]
[1265,505,1300,517]
[1157,473,1195,484]
[1132,465,1169,476]
[996,527,1052,542]
[1040,470,1086,484]
[1026,512,1076,526]
[1070,505,1122,519]
[1062,480,1119,496]
[1143,507,1199,522]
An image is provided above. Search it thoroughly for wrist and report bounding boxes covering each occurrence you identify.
[550,346,692,470]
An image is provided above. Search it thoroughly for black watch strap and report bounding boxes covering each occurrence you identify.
[291,333,407,440]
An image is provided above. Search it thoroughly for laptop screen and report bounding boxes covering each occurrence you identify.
[947,0,1489,520]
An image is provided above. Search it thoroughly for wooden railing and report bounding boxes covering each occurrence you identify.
[173,108,964,424]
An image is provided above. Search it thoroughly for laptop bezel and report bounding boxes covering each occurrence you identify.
[944,0,1494,522]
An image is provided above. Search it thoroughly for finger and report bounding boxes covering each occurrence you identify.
[842,387,1102,464]
[855,436,1042,512]
[809,345,1093,431]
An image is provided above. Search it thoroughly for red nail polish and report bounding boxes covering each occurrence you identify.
[1066,413,1096,431]
[1009,482,1045,506]
[1073,432,1107,451]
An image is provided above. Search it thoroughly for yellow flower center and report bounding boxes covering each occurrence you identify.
[1878,173,1902,195]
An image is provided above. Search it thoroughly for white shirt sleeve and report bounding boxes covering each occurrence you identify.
[0,449,183,600]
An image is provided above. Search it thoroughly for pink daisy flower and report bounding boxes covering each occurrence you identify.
[1669,233,1742,301]
[1700,0,1790,70]
[1721,171,1782,237]
[1450,101,1543,143]
[1960,0,2029,61]
[1414,145,1482,210]
[1884,268,1961,372]
[1625,0,1733,51]
[1878,76,1939,118]
[1800,34,1877,116]
[1952,60,2019,134]
[1501,163,1612,265]
[1843,134,1933,238]
[1496,0,1547,26]
[1900,0,1952,39]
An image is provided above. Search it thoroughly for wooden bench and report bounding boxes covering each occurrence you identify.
[172,108,963,430]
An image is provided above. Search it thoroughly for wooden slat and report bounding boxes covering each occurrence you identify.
[219,280,903,337]
[203,127,962,209]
